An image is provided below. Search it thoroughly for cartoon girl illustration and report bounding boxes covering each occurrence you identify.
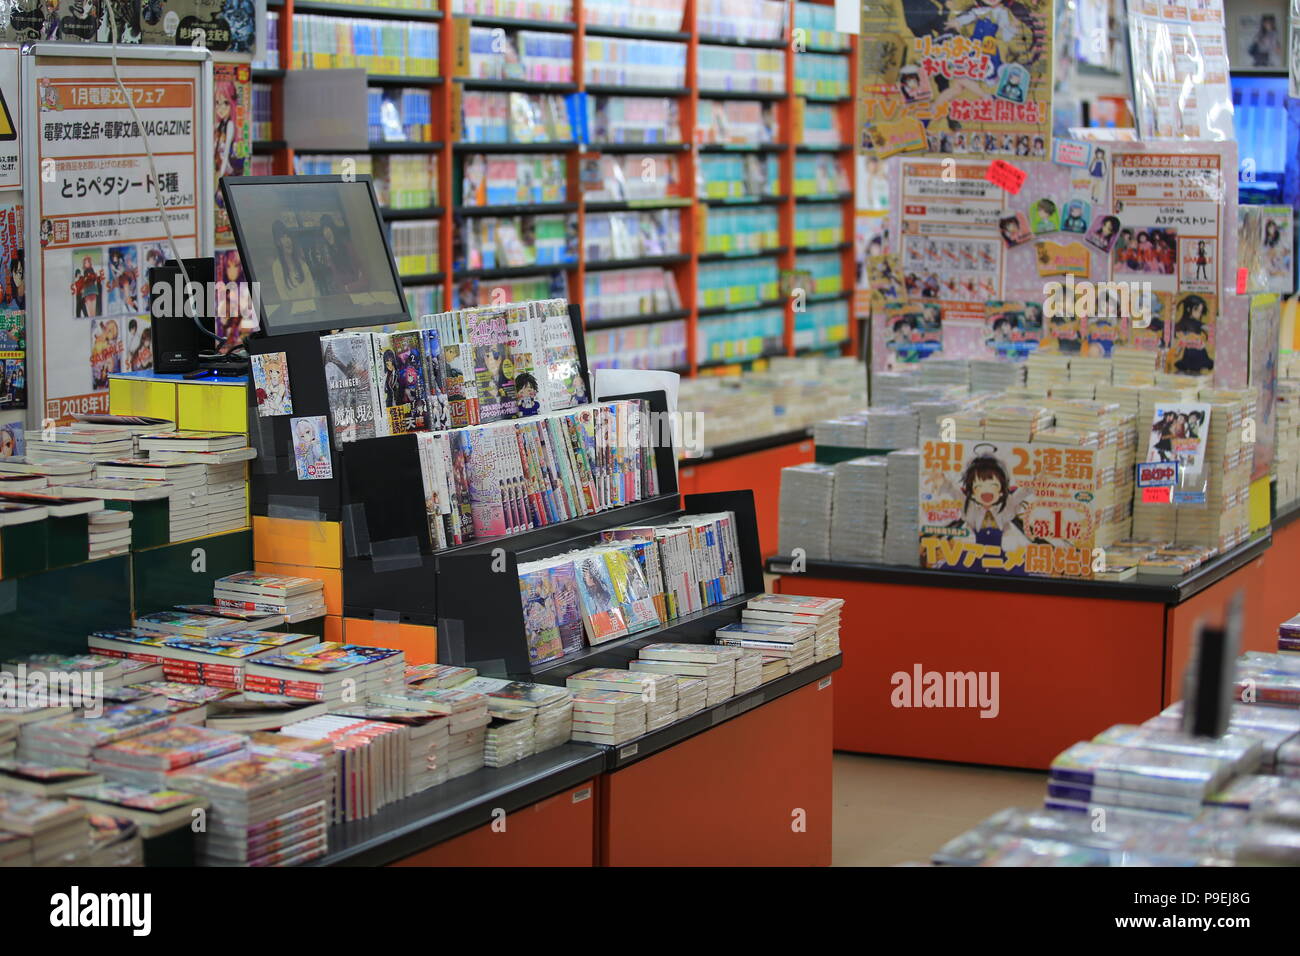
[1089,148,1106,179]
[214,78,243,183]
[382,348,402,406]
[311,214,364,296]
[1150,410,1177,461]
[1194,240,1209,282]
[71,254,104,317]
[929,448,1033,572]
[1168,296,1214,375]
[515,372,540,416]
[1061,202,1089,233]
[270,220,317,302]
[1086,215,1121,253]
[579,557,614,609]
[294,418,328,476]
[0,423,18,457]
[5,252,23,311]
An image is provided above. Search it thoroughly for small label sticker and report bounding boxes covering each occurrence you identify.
[572,787,592,803]
[618,744,638,759]
[818,676,833,690]
[985,159,1026,194]
[1236,267,1249,294]
[1141,486,1174,504]
[1172,489,1207,506]
[1136,460,1179,487]
[1052,139,1091,168]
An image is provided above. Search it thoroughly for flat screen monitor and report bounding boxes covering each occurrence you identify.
[220,175,410,336]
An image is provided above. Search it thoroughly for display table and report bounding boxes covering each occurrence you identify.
[767,537,1274,770]
[679,429,814,556]
[304,658,840,867]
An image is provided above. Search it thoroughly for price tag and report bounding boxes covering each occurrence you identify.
[818,676,833,690]
[1236,267,1249,294]
[572,787,592,803]
[1141,485,1173,504]
[985,160,1027,194]
[618,744,638,760]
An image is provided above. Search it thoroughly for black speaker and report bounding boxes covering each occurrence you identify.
[149,258,214,374]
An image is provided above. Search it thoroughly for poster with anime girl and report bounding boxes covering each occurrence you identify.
[919,439,1102,578]
[213,63,252,246]
[859,0,1053,160]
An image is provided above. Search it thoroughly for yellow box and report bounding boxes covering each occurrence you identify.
[177,381,248,433]
[1249,476,1272,533]
[109,377,177,420]
[253,516,343,569]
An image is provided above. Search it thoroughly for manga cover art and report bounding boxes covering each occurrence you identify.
[89,317,124,390]
[214,64,252,245]
[859,0,1053,160]
[1145,402,1212,476]
[546,560,587,655]
[290,415,331,480]
[518,569,564,664]
[250,351,293,417]
[573,552,627,645]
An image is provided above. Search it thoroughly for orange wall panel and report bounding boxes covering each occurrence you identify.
[601,681,833,866]
[391,782,596,866]
[252,516,342,569]
[344,617,437,664]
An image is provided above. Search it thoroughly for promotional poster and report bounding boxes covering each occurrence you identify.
[858,0,1054,160]
[918,437,1101,578]
[34,60,203,422]
[213,62,252,247]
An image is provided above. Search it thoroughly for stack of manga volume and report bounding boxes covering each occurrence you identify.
[514,511,744,664]
[416,398,660,552]
[318,298,587,445]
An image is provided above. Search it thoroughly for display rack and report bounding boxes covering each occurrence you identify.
[249,0,858,375]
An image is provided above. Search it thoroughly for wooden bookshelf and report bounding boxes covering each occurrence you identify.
[253,0,858,374]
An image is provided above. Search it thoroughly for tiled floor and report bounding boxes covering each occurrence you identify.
[832,752,1047,866]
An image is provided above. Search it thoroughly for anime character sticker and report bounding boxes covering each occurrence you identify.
[251,351,293,417]
[925,445,1034,574]
[290,415,332,480]
[994,63,1030,103]
[1059,200,1091,234]
[1084,215,1121,253]
[1028,198,1059,234]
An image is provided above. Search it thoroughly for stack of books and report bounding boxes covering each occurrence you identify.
[170,751,332,867]
[0,793,90,866]
[884,448,922,567]
[778,463,835,561]
[1046,739,1238,817]
[18,704,175,769]
[404,663,477,689]
[567,668,677,731]
[734,650,763,694]
[742,594,842,661]
[1280,613,1300,654]
[462,678,574,762]
[374,687,490,779]
[86,509,132,559]
[88,629,282,690]
[24,425,137,463]
[0,761,102,797]
[570,690,646,745]
[66,783,209,840]
[633,644,739,709]
[969,360,1027,393]
[830,456,888,563]
[213,572,327,624]
[276,714,410,821]
[242,644,406,703]
[326,706,448,795]
[2,651,133,689]
[1144,700,1300,772]
[675,676,708,717]
[135,430,254,535]
[90,725,248,790]
[716,619,815,670]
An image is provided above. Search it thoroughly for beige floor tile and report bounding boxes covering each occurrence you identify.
[832,753,1048,867]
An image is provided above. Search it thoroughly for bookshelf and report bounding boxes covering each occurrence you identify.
[249,0,858,375]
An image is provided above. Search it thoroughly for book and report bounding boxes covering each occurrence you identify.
[66,783,208,838]
[518,567,565,664]
[321,331,386,443]
[0,760,103,797]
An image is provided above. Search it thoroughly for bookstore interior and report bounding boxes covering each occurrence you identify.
[1,0,1300,888]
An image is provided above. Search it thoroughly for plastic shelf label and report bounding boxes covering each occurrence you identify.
[818,676,833,690]
[618,744,638,760]
[571,787,592,804]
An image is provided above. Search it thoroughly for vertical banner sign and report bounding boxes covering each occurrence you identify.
[30,55,208,422]
[0,47,20,189]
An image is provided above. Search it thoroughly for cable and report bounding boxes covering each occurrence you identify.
[104,2,226,347]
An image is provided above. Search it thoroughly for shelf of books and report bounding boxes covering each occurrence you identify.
[249,0,859,376]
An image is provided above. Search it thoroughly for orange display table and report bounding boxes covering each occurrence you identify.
[679,431,814,557]
[599,673,835,866]
[769,535,1273,771]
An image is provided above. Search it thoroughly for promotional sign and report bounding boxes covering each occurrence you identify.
[25,50,211,423]
[0,47,20,189]
[918,437,1102,579]
[859,0,1054,160]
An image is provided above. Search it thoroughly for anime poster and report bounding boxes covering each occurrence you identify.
[0,315,26,410]
[919,437,1102,578]
[124,314,152,371]
[213,62,252,246]
[0,199,22,314]
[983,300,1041,359]
[214,247,250,343]
[1237,206,1294,295]
[0,418,22,456]
[1247,293,1279,482]
[1163,291,1216,376]
[35,60,203,422]
[858,0,1054,160]
[884,300,944,366]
